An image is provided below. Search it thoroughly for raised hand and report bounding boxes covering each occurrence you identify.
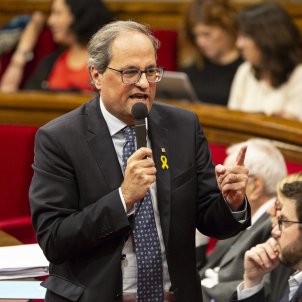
[215,145,249,210]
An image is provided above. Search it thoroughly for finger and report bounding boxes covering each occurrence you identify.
[266,237,279,254]
[246,249,265,268]
[215,164,226,182]
[129,147,152,160]
[234,145,247,166]
[141,166,157,176]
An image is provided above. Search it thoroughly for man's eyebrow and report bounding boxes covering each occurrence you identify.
[122,64,157,70]
[279,214,288,220]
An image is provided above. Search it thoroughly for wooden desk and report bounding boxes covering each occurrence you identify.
[0,91,302,165]
[0,231,21,246]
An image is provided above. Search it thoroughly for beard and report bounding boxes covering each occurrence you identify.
[279,235,302,268]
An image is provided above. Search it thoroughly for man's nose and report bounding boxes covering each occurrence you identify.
[136,72,149,88]
[271,224,281,239]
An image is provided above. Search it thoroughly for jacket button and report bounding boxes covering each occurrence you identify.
[115,293,122,300]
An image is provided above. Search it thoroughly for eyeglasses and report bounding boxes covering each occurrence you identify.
[106,66,164,85]
[278,217,302,231]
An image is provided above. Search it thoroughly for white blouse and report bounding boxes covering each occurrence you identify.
[228,62,302,120]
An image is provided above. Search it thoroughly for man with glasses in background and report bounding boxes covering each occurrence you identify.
[30,20,251,302]
[231,172,302,302]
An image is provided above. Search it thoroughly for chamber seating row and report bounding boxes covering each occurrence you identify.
[0,92,301,243]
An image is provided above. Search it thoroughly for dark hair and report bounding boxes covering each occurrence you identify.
[64,0,115,46]
[237,3,302,87]
[280,174,302,225]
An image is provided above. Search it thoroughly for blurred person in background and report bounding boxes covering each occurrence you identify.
[180,0,243,105]
[228,3,302,120]
[24,0,114,92]
[0,12,46,92]
[199,138,287,302]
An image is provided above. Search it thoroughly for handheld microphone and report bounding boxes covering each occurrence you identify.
[131,102,148,149]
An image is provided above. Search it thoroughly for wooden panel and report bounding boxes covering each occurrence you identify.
[1,92,301,164]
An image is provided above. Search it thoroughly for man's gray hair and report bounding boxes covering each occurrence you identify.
[224,138,287,196]
[88,20,160,76]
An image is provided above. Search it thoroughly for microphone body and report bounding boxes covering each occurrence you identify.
[131,103,148,149]
[134,118,147,149]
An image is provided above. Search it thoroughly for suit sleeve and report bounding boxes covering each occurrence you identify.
[194,115,251,238]
[230,287,265,302]
[29,127,131,264]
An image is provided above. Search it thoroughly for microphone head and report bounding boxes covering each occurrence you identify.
[131,102,148,120]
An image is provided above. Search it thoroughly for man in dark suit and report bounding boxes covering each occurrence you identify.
[29,20,250,302]
[231,173,302,302]
[200,139,288,302]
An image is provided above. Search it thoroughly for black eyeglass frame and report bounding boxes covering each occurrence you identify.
[106,66,164,85]
[278,216,302,231]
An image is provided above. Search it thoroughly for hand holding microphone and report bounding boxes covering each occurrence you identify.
[121,103,157,209]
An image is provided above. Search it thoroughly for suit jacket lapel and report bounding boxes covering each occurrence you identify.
[204,233,241,271]
[219,214,269,268]
[86,97,123,192]
[148,107,171,247]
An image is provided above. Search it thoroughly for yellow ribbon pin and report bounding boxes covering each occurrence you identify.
[161,155,169,169]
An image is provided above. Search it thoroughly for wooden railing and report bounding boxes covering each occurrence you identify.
[1,91,301,164]
[1,0,302,31]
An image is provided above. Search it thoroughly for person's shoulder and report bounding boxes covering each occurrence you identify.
[290,63,302,77]
[39,96,96,133]
[236,61,252,74]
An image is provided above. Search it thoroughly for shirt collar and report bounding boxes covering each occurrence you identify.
[99,96,127,137]
[99,96,149,137]
[289,270,302,287]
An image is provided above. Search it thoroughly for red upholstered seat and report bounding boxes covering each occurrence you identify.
[0,127,300,247]
[153,30,178,71]
[0,125,38,243]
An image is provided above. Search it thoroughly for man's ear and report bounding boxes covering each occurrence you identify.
[90,65,102,90]
[250,175,266,201]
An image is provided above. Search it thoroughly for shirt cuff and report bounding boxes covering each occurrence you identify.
[237,281,263,300]
[118,187,134,216]
[224,197,248,222]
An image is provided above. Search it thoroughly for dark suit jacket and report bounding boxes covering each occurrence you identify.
[201,212,272,302]
[230,264,295,302]
[29,97,251,302]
